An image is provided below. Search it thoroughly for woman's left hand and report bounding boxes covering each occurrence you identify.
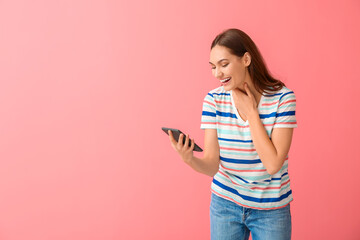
[232,82,257,118]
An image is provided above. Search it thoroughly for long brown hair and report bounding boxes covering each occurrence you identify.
[211,28,285,95]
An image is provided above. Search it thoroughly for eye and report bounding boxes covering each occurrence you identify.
[211,63,229,70]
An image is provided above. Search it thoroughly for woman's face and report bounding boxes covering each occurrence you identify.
[209,45,251,91]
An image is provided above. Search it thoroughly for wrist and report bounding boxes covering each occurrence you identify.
[247,108,259,121]
[183,154,194,165]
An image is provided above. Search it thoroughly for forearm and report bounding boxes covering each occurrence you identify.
[185,155,219,177]
[247,109,280,175]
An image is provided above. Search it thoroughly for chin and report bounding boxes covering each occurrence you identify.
[223,85,233,91]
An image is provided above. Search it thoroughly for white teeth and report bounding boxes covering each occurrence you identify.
[220,77,231,83]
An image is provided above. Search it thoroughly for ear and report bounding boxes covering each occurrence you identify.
[244,52,251,67]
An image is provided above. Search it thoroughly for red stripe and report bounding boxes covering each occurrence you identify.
[201,121,293,128]
[279,99,296,107]
[217,122,248,128]
[201,122,250,128]
[220,147,256,152]
[274,122,297,125]
[204,100,216,108]
[262,101,278,106]
[214,100,231,104]
[217,122,276,128]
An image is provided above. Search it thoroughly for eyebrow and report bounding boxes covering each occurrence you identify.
[209,58,228,65]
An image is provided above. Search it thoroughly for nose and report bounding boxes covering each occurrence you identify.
[214,68,223,79]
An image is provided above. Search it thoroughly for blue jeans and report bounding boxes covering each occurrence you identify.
[210,193,292,240]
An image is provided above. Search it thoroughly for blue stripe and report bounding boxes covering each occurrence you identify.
[216,110,237,118]
[215,110,286,120]
[212,92,230,96]
[264,92,282,97]
[257,174,289,185]
[276,111,295,117]
[218,137,253,143]
[213,179,292,203]
[203,110,295,122]
[263,172,289,182]
[259,111,295,119]
[259,112,277,119]
[232,175,250,184]
[232,174,278,183]
[279,91,294,102]
[232,172,289,184]
[220,156,262,164]
[207,93,213,97]
[202,111,216,117]
[215,110,272,119]
[256,172,288,182]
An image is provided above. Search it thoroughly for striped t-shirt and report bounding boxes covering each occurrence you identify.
[200,85,297,210]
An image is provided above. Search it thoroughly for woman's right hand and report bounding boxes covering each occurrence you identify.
[168,130,195,164]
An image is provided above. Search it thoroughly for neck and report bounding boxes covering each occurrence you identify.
[244,81,263,106]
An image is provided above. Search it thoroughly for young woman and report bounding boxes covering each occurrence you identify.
[168,28,297,240]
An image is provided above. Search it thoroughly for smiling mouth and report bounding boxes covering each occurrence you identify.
[220,77,231,83]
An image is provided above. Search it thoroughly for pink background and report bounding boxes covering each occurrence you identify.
[0,0,359,239]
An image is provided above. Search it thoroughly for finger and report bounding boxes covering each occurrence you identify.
[244,82,249,93]
[168,130,176,144]
[169,132,179,150]
[177,133,184,148]
[184,134,190,150]
[244,83,253,97]
[190,138,195,151]
[168,131,178,151]
[236,89,247,100]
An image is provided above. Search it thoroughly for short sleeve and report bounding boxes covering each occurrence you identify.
[200,93,217,129]
[273,91,298,128]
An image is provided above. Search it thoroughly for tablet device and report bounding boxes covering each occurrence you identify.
[162,127,203,152]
